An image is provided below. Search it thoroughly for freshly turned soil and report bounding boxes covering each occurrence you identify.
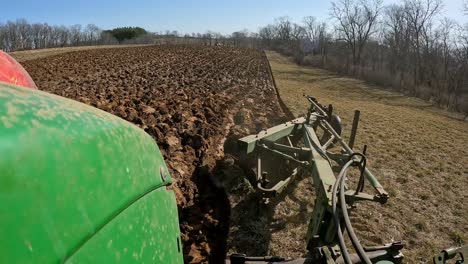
[22,45,286,263]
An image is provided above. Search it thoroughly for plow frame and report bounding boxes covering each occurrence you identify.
[236,96,401,263]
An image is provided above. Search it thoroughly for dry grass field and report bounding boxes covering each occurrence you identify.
[265,51,468,262]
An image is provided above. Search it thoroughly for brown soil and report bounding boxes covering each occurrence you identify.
[21,45,286,263]
[10,45,151,62]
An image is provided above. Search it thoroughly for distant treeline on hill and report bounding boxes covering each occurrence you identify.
[0,20,157,52]
[0,19,242,52]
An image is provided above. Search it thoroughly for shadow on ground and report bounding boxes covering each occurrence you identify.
[210,130,312,259]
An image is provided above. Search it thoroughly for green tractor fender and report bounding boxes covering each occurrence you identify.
[0,82,183,263]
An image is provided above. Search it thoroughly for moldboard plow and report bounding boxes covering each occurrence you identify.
[228,95,467,264]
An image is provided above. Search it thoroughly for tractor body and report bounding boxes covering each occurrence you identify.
[0,82,183,263]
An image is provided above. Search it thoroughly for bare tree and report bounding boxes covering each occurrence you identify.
[384,4,410,86]
[69,24,82,46]
[0,23,6,50]
[31,23,43,49]
[331,0,383,70]
[303,16,329,64]
[275,17,292,43]
[57,25,70,47]
[318,23,331,65]
[303,16,323,53]
[85,24,100,44]
[438,19,455,80]
[16,19,32,50]
[291,23,306,62]
[39,24,51,48]
[291,24,305,40]
[403,0,442,86]
[303,16,319,46]
[259,24,276,48]
[5,21,19,51]
[49,26,62,47]
[453,23,468,116]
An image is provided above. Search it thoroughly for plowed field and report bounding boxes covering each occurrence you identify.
[21,45,287,263]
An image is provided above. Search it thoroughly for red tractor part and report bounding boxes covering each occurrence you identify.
[0,50,37,89]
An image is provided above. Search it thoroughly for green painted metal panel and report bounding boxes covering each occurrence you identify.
[66,187,183,263]
[239,117,306,154]
[0,82,180,263]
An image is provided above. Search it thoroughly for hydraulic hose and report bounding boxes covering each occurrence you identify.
[332,160,353,264]
[339,165,372,264]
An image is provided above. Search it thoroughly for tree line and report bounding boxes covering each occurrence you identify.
[0,20,165,52]
[255,0,468,115]
[0,19,243,51]
[0,19,116,51]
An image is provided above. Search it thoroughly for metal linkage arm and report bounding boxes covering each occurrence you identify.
[306,95,388,201]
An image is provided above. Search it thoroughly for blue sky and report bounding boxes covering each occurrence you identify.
[2,0,466,34]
